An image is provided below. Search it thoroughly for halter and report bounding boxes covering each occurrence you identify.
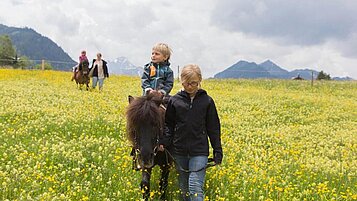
[132,128,161,171]
[129,94,166,171]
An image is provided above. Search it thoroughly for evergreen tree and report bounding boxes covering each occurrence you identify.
[15,56,32,69]
[0,35,16,66]
[317,71,331,80]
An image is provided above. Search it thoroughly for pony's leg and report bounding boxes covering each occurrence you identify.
[141,168,151,201]
[71,70,76,81]
[159,165,170,200]
[85,77,89,91]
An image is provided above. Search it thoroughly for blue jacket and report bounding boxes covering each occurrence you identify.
[141,61,174,95]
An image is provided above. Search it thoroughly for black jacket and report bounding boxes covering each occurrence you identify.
[160,89,223,164]
[90,59,109,78]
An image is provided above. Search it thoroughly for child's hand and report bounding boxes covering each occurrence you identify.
[144,88,153,95]
[158,145,165,152]
[213,152,223,165]
[159,89,166,96]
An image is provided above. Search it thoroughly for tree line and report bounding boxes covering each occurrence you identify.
[0,35,53,70]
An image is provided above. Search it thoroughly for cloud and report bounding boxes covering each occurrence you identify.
[211,0,357,46]
[9,0,30,6]
[1,0,357,78]
[331,33,357,58]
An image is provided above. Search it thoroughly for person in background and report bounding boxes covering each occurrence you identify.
[89,52,109,91]
[159,64,223,201]
[79,50,88,63]
[71,50,88,81]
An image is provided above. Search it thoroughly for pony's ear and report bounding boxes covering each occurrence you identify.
[128,95,134,103]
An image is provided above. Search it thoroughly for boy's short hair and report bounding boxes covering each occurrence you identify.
[152,43,172,61]
[181,64,202,83]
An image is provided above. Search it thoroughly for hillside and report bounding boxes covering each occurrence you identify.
[259,60,290,79]
[214,61,272,79]
[0,69,356,200]
[214,59,352,80]
[0,24,76,70]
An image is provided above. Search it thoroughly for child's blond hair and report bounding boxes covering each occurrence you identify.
[152,43,172,61]
[180,64,202,84]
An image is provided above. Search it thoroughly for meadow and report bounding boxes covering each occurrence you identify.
[0,69,356,201]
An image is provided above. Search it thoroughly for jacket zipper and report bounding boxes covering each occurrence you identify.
[155,64,160,89]
[187,96,194,156]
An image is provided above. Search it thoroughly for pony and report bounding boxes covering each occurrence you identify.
[126,91,172,201]
[74,60,90,90]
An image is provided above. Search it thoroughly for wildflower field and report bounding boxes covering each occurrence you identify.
[0,69,356,201]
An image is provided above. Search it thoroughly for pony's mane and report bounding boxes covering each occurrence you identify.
[126,91,164,145]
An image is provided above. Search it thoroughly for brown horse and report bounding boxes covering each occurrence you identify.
[126,91,172,201]
[74,60,90,90]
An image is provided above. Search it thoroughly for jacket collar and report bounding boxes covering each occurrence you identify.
[178,89,206,99]
[152,61,170,67]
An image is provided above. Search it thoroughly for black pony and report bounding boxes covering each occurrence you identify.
[126,91,172,200]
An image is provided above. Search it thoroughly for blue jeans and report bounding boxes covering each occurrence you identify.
[92,77,104,90]
[174,155,208,201]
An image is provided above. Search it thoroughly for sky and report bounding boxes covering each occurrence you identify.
[0,0,356,78]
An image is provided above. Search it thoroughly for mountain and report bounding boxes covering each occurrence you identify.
[332,76,354,81]
[107,56,143,76]
[0,24,76,70]
[214,60,271,79]
[214,60,354,80]
[259,60,290,79]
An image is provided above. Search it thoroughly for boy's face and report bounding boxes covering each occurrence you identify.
[151,50,167,64]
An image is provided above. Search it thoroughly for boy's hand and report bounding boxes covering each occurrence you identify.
[159,89,166,96]
[144,88,153,95]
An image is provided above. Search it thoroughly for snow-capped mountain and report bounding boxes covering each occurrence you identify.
[107,56,143,76]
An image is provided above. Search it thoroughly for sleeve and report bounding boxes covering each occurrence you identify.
[89,59,95,70]
[159,99,176,147]
[103,60,109,77]
[206,97,223,164]
[141,65,152,91]
[161,68,174,95]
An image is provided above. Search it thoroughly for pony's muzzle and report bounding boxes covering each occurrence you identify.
[138,152,155,169]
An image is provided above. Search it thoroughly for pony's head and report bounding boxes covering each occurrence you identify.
[126,91,165,169]
[79,60,89,73]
